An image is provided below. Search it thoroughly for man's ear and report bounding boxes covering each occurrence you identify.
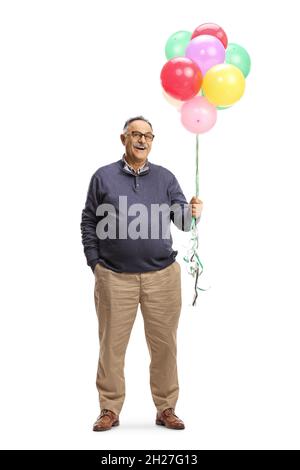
[120,134,125,145]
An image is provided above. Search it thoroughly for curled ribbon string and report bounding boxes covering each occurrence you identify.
[183,134,211,306]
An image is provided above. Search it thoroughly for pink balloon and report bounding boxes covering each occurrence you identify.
[185,34,225,76]
[180,95,217,134]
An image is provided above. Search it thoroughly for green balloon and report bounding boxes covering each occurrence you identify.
[225,43,251,78]
[165,31,192,60]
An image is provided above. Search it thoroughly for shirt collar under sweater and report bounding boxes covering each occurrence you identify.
[122,154,149,175]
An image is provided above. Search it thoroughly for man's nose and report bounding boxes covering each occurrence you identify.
[138,135,147,142]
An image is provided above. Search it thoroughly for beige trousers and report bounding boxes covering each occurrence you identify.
[93,260,182,415]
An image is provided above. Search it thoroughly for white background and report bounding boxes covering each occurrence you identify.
[0,0,299,450]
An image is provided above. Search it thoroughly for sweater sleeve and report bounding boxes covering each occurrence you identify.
[80,173,102,271]
[168,174,201,232]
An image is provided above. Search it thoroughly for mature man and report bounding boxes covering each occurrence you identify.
[80,116,203,431]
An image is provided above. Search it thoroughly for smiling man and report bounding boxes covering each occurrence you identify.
[121,118,153,168]
[80,116,203,432]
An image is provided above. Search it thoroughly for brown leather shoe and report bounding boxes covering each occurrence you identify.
[156,407,185,430]
[93,409,120,432]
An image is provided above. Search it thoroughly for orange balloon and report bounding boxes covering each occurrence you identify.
[162,89,183,111]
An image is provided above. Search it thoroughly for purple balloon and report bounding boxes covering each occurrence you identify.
[185,34,225,76]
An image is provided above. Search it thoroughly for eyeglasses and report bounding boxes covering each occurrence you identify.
[125,131,155,142]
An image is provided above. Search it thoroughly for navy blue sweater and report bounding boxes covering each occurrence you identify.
[80,157,200,273]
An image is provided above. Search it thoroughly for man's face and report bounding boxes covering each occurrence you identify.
[120,120,154,163]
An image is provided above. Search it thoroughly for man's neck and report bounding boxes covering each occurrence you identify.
[124,154,147,171]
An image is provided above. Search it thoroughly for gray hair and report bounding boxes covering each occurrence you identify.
[123,115,153,132]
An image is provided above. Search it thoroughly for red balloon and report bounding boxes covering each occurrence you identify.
[160,57,203,101]
[191,23,228,48]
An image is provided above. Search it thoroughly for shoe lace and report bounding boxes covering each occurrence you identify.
[164,407,179,418]
[100,408,113,418]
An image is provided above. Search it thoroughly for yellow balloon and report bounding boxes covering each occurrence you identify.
[202,64,245,107]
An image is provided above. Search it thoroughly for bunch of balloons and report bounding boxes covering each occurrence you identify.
[160,23,251,133]
[160,23,250,306]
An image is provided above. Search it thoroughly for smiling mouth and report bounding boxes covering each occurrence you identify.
[134,145,147,151]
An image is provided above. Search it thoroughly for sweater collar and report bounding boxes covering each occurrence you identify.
[119,154,150,176]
